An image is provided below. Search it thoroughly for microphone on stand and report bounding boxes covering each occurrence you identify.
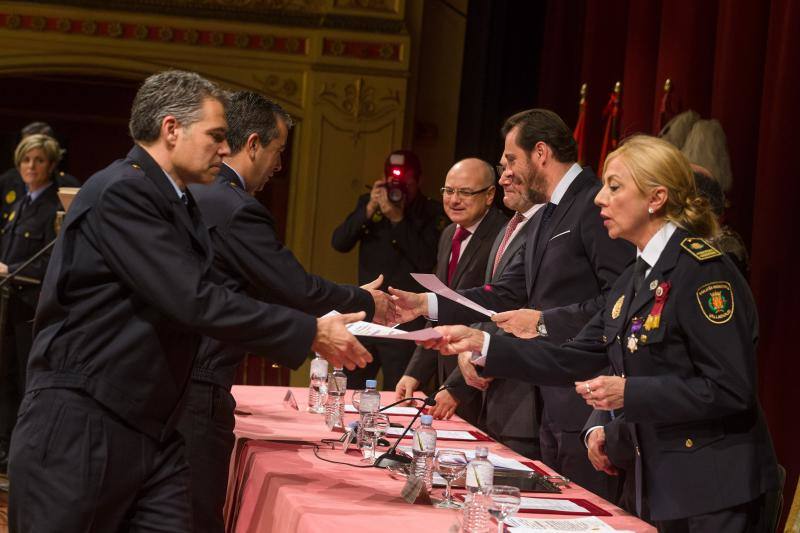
[373,386,448,469]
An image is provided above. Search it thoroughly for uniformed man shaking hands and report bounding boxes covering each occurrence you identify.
[7,70,371,533]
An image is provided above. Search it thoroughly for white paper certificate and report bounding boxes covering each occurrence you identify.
[507,516,621,532]
[518,498,589,513]
[411,273,496,317]
[321,310,442,341]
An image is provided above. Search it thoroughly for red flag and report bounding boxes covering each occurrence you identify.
[598,81,622,173]
[655,78,673,134]
[573,83,588,165]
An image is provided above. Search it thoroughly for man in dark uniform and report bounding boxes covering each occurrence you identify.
[7,71,371,533]
[185,91,394,533]
[0,122,81,225]
[332,149,446,390]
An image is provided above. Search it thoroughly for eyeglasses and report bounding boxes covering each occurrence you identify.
[440,185,493,198]
[495,165,506,178]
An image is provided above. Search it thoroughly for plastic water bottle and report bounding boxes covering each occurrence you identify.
[466,446,494,493]
[324,366,347,430]
[357,379,380,451]
[307,354,328,414]
[463,446,494,533]
[411,414,437,492]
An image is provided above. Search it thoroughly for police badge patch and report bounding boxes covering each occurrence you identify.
[696,281,734,324]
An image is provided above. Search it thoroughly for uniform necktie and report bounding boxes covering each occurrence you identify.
[632,256,650,296]
[17,194,31,219]
[447,226,471,286]
[492,211,525,277]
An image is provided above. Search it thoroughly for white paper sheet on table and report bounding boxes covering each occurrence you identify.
[386,427,477,440]
[518,497,589,513]
[411,273,497,317]
[506,516,628,532]
[397,446,532,471]
[344,404,420,416]
[322,310,442,341]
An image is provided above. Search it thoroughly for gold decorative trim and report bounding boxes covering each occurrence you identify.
[0,12,309,55]
[318,77,401,121]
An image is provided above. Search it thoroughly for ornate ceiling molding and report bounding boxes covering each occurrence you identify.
[0,11,309,53]
[11,0,406,34]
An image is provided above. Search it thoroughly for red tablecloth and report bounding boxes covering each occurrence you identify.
[226,386,654,533]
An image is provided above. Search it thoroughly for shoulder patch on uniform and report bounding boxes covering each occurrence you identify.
[680,237,722,261]
[696,281,734,324]
[5,190,16,204]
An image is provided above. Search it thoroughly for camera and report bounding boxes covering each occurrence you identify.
[381,151,420,205]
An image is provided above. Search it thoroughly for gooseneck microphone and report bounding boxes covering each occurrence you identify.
[373,386,448,469]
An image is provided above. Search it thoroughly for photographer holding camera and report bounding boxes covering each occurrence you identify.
[333,150,447,390]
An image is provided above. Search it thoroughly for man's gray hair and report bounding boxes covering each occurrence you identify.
[225,91,293,154]
[129,70,228,143]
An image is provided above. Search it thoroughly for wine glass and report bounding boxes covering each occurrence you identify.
[487,485,521,533]
[351,389,363,411]
[434,449,467,509]
[361,413,390,463]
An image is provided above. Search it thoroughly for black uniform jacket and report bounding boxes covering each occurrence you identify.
[331,191,446,290]
[437,168,634,430]
[481,228,779,520]
[27,145,317,442]
[0,167,79,223]
[404,207,508,389]
[187,165,374,387]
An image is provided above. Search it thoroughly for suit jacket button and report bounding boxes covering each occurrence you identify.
[601,335,607,342]
[24,231,30,238]
[685,438,694,448]
[620,372,626,378]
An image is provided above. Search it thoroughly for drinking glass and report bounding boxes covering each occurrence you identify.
[434,449,467,509]
[361,413,390,463]
[351,389,363,411]
[487,485,521,533]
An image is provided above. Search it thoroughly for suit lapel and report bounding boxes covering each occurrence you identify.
[484,225,505,281]
[436,224,455,282]
[128,145,211,259]
[491,223,527,282]
[452,209,504,288]
[626,232,684,322]
[528,193,578,292]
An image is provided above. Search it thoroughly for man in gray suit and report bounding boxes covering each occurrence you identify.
[394,158,507,424]
[441,161,545,459]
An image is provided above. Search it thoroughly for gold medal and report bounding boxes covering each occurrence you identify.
[5,190,15,204]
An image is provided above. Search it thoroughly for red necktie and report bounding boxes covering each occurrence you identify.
[447,226,471,286]
[492,211,526,277]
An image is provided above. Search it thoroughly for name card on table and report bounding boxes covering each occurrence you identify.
[506,516,628,532]
[283,389,299,410]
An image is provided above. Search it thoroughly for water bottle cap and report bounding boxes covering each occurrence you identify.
[475,446,489,458]
[365,379,377,389]
[420,414,433,425]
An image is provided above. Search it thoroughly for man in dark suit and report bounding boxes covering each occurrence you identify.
[185,91,393,533]
[391,109,633,499]
[7,71,371,533]
[443,163,546,459]
[394,158,507,424]
[332,150,446,390]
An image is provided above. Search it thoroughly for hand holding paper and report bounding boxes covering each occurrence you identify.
[410,273,496,318]
[417,325,484,355]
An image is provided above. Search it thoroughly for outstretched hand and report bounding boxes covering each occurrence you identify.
[387,286,428,326]
[491,308,541,338]
[416,325,485,355]
[361,274,396,326]
[312,312,372,370]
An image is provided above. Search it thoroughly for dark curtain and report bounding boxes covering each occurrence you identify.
[458,0,799,524]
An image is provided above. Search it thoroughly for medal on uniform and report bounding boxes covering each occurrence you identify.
[627,318,643,353]
[611,295,624,319]
[644,281,671,330]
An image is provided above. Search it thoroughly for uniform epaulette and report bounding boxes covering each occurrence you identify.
[680,237,722,261]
